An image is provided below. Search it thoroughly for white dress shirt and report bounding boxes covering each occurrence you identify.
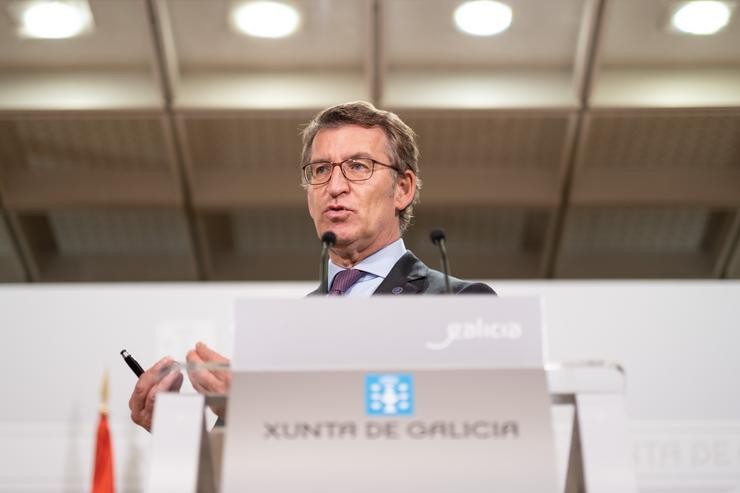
[326,239,407,297]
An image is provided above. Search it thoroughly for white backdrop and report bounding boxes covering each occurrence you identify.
[1,281,739,492]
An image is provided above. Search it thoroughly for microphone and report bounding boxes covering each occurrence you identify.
[319,231,336,294]
[430,228,452,294]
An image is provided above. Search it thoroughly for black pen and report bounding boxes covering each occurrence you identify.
[120,349,144,378]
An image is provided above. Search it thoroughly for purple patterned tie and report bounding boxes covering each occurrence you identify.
[329,269,365,295]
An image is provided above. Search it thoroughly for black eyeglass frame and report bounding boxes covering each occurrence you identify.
[301,158,399,185]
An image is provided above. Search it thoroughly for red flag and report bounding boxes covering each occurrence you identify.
[92,372,114,493]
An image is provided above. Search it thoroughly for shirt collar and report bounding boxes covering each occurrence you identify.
[327,238,407,289]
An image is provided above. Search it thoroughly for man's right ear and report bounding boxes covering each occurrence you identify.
[394,169,416,211]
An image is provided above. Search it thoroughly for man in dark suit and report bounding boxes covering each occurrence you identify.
[301,101,494,297]
[129,101,493,431]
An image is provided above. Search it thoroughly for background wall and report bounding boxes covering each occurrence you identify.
[2,0,739,283]
[1,281,738,492]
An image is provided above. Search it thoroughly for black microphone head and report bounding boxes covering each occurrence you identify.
[429,228,446,245]
[321,231,337,246]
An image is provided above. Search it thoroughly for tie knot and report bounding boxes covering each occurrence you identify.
[329,269,365,295]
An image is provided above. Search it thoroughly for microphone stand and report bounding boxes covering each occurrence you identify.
[430,229,452,294]
[319,232,336,294]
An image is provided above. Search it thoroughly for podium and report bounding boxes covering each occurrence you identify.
[146,363,636,493]
[146,297,637,492]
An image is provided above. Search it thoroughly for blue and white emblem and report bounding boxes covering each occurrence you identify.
[365,374,414,416]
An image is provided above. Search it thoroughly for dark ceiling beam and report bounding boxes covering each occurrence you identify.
[145,0,206,280]
[0,192,32,282]
[543,0,609,278]
[718,212,740,278]
[368,0,384,106]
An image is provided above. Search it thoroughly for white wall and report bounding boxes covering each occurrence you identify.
[1,281,738,492]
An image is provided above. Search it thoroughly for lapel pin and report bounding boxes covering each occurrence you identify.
[391,286,403,294]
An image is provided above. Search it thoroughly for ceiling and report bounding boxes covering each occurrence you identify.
[0,0,738,282]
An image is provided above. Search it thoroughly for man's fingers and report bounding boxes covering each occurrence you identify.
[186,348,226,394]
[192,369,226,394]
[195,341,229,363]
[185,347,201,365]
[187,350,222,394]
[141,368,183,422]
[157,367,184,393]
[144,369,180,413]
[129,357,173,414]
[142,386,157,426]
[194,342,230,383]
[186,349,206,394]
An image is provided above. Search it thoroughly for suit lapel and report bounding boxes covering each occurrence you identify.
[373,251,428,295]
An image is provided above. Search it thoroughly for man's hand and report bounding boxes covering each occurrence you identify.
[186,341,231,418]
[128,357,183,432]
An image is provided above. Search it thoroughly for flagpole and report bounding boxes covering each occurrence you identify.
[92,370,115,493]
[99,369,109,415]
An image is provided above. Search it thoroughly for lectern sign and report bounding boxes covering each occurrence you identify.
[222,297,559,493]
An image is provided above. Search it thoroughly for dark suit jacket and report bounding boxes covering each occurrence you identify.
[310,251,495,296]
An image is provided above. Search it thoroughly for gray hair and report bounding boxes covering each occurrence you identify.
[300,101,421,234]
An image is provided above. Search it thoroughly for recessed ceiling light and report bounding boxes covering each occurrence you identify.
[15,0,93,39]
[230,1,300,39]
[454,0,512,37]
[671,1,733,35]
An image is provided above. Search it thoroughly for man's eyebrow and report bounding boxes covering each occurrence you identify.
[309,152,376,163]
[346,152,375,160]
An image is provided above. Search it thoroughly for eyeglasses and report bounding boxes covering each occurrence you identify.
[302,158,397,185]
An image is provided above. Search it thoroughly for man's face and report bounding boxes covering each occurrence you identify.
[306,125,414,260]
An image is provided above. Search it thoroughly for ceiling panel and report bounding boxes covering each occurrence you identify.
[591,67,740,108]
[0,0,161,110]
[168,0,366,70]
[0,0,154,69]
[0,116,172,173]
[13,208,198,281]
[600,0,740,67]
[572,110,740,205]
[383,0,584,108]
[562,208,710,253]
[385,0,585,69]
[231,207,316,255]
[578,110,740,172]
[48,209,192,255]
[407,206,545,254]
[405,110,571,170]
[398,110,572,205]
[180,111,310,206]
[0,114,182,207]
[199,207,318,280]
[169,0,369,109]
[183,113,307,170]
[593,0,740,107]
[405,205,550,278]
[556,207,735,278]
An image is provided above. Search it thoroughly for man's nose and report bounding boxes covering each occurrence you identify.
[326,165,349,195]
